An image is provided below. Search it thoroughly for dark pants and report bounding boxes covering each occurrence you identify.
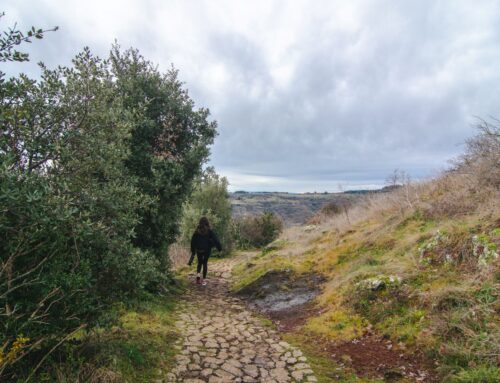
[196,252,209,278]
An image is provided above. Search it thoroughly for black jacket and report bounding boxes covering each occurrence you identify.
[190,229,222,259]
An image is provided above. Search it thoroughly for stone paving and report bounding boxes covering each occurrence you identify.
[166,258,317,383]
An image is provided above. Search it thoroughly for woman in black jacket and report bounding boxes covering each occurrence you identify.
[188,217,222,285]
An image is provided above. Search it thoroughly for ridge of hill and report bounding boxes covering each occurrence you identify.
[229,190,394,225]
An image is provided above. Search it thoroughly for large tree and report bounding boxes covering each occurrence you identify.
[110,46,218,271]
[0,43,217,378]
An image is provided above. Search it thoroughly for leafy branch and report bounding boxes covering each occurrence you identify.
[0,12,58,62]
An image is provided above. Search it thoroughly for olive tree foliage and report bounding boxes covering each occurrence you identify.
[0,12,58,63]
[0,40,216,378]
[179,168,233,255]
[110,45,217,269]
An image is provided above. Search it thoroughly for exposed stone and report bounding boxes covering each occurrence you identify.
[302,369,314,375]
[227,358,243,368]
[165,372,176,382]
[170,256,317,383]
[298,356,307,362]
[291,370,304,381]
[221,361,243,377]
[260,367,269,378]
[214,368,234,379]
[205,341,218,348]
[243,364,259,378]
[270,367,290,382]
[294,362,310,370]
[201,368,213,377]
[276,360,286,368]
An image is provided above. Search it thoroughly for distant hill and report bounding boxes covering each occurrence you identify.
[230,191,359,225]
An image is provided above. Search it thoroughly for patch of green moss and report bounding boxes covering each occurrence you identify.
[305,310,367,342]
[376,308,428,345]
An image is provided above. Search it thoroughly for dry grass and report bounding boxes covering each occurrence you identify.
[306,169,499,240]
[169,243,191,270]
[308,121,499,231]
[53,365,124,383]
[86,367,123,383]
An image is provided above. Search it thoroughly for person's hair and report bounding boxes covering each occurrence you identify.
[196,216,211,235]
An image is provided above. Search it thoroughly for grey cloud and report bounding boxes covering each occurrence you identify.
[3,0,500,191]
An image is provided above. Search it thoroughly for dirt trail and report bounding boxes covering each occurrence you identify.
[166,254,318,383]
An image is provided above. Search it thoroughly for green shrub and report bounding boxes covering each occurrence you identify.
[233,212,284,249]
[110,45,217,270]
[446,366,500,383]
[320,201,343,216]
[0,43,216,379]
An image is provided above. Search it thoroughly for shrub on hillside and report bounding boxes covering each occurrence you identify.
[454,119,500,189]
[420,121,499,219]
[307,199,353,225]
[321,201,343,216]
[233,212,284,248]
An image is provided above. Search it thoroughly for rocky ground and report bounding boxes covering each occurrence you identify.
[166,257,317,383]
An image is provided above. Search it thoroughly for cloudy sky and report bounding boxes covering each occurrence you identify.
[3,0,500,192]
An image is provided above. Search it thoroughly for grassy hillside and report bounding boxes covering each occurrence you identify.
[231,127,499,382]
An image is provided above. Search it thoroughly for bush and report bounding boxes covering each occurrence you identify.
[0,44,216,379]
[421,121,500,219]
[454,119,500,189]
[320,201,343,216]
[234,212,284,248]
[110,45,217,270]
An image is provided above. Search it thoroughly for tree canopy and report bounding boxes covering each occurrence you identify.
[0,40,216,378]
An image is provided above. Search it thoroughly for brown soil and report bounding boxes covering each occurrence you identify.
[266,301,319,331]
[245,300,439,382]
[234,257,439,382]
[323,334,438,382]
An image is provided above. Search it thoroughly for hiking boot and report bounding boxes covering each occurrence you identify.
[196,276,201,285]
[202,279,207,286]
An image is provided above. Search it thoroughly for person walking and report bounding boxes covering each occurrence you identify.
[188,217,222,285]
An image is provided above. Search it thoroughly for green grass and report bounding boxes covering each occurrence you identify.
[446,366,500,383]
[38,291,182,382]
[231,252,295,292]
[305,310,367,342]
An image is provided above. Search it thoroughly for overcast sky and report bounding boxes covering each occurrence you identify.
[3,0,500,192]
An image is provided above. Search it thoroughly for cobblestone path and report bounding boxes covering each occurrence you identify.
[166,257,318,383]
